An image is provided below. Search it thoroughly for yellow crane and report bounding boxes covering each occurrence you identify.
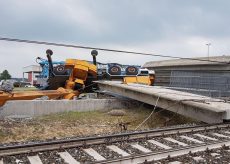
[0,49,154,107]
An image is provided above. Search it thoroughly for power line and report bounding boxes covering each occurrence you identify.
[0,37,229,64]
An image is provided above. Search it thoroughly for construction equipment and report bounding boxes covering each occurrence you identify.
[123,71,155,86]
[35,55,65,88]
[36,49,155,89]
[36,49,97,91]
[36,57,65,79]
[105,63,140,80]
[0,88,75,107]
[0,49,97,106]
[36,50,98,90]
[0,49,155,107]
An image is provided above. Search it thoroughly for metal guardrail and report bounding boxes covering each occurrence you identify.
[169,71,230,98]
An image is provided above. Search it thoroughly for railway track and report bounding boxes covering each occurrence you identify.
[1,123,230,163]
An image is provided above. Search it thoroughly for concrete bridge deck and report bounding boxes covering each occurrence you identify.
[96,81,230,123]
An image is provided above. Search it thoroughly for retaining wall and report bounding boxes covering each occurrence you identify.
[0,98,138,118]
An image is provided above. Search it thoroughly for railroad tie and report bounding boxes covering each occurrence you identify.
[164,137,188,146]
[180,136,204,144]
[83,148,106,161]
[212,133,230,138]
[193,134,218,141]
[107,145,130,157]
[211,153,220,157]
[131,144,152,153]
[58,151,80,164]
[224,131,230,135]
[147,139,172,149]
[27,155,43,164]
[193,156,204,162]
[168,161,182,164]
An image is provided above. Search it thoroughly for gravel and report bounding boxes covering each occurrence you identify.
[2,124,230,163]
[156,146,230,164]
[38,151,66,164]
[67,147,95,163]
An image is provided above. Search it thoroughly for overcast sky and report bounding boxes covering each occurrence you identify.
[1,0,230,77]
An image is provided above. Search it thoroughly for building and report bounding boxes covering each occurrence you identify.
[143,56,230,97]
[23,65,42,85]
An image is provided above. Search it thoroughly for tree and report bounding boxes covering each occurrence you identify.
[0,70,11,80]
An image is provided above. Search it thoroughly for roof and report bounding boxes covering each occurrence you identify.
[143,56,230,68]
[23,65,42,73]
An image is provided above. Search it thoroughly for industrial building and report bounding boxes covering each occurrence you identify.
[143,56,230,97]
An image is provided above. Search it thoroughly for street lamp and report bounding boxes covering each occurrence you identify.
[206,43,211,59]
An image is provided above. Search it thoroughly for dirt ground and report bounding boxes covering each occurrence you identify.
[0,107,198,144]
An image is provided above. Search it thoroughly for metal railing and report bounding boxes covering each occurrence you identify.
[169,71,230,98]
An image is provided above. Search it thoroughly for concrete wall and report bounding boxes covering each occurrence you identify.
[0,98,137,118]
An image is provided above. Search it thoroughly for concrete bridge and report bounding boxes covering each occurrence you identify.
[96,81,230,123]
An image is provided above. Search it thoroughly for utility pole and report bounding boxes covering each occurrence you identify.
[206,43,211,59]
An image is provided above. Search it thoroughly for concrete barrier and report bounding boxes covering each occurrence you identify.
[0,98,138,118]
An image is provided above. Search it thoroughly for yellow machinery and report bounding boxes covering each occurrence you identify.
[65,59,97,90]
[62,59,97,99]
[0,88,75,107]
[0,57,96,106]
[0,49,154,107]
[0,49,98,106]
[123,74,155,86]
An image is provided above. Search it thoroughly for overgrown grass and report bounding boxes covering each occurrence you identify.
[147,109,196,128]
[36,109,153,129]
[0,108,199,143]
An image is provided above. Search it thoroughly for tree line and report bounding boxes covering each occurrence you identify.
[0,70,11,80]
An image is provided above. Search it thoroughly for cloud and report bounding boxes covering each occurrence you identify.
[0,0,230,77]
